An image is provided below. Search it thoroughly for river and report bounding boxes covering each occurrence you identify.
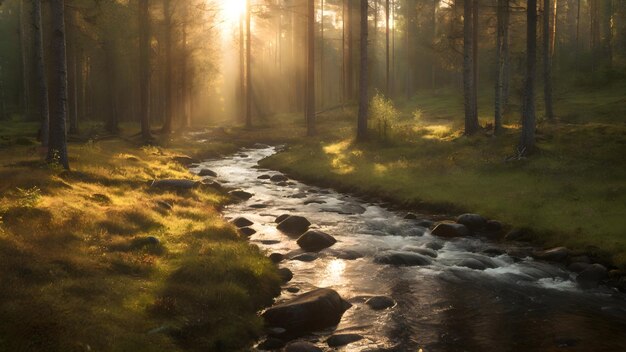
[194,146,626,352]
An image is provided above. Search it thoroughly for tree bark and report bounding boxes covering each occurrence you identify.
[19,0,31,120]
[139,0,152,140]
[161,0,173,134]
[356,0,369,142]
[246,0,252,128]
[385,0,390,95]
[463,0,479,135]
[67,8,79,134]
[306,0,316,136]
[494,0,509,134]
[346,0,354,101]
[33,0,50,147]
[520,0,537,155]
[48,0,70,169]
[543,0,554,121]
[472,0,479,120]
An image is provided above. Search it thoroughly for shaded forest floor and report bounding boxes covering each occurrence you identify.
[0,124,281,351]
[252,82,626,268]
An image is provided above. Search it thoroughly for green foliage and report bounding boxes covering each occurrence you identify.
[370,92,400,139]
[15,186,41,208]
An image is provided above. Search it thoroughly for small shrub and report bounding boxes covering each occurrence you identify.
[370,92,399,139]
[15,186,42,208]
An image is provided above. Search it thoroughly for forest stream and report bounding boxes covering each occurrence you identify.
[193,146,626,352]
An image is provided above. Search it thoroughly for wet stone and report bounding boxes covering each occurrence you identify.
[296,230,337,252]
[275,214,290,223]
[577,264,608,289]
[326,334,364,347]
[198,168,217,177]
[432,223,471,238]
[456,213,487,231]
[269,253,284,263]
[229,189,253,200]
[258,174,271,180]
[276,215,311,236]
[292,253,318,262]
[278,268,293,282]
[231,217,253,228]
[238,227,256,237]
[285,342,322,352]
[270,174,289,182]
[257,337,286,350]
[286,286,300,293]
[365,296,396,310]
[533,247,570,263]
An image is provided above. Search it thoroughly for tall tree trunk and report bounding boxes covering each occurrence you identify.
[161,0,173,133]
[181,2,190,129]
[405,0,415,98]
[385,0,390,95]
[356,0,369,142]
[246,0,252,128]
[306,0,316,136]
[543,0,554,121]
[48,0,70,169]
[0,63,6,120]
[239,11,245,120]
[602,0,613,69]
[472,0,479,120]
[139,0,152,140]
[19,0,30,120]
[520,0,537,155]
[320,0,324,108]
[104,44,119,133]
[33,0,50,147]
[346,0,354,101]
[494,0,509,134]
[67,8,79,134]
[463,0,479,135]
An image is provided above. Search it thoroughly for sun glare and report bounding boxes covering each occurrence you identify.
[221,0,246,27]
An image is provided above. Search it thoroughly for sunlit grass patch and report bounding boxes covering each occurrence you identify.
[0,125,280,351]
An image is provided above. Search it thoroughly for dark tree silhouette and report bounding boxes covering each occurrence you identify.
[47,0,70,169]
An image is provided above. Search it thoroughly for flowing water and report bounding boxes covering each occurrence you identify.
[194,146,626,352]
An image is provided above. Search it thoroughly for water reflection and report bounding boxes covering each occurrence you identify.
[317,259,346,288]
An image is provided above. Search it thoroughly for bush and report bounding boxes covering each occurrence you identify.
[370,92,399,140]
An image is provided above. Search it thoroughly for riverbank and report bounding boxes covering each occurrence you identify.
[255,86,626,269]
[0,122,281,351]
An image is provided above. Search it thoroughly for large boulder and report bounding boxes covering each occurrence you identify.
[270,174,289,182]
[278,268,293,282]
[431,223,471,238]
[532,247,570,263]
[231,217,253,228]
[229,189,254,200]
[285,342,322,352]
[401,246,438,258]
[296,230,337,252]
[198,169,217,177]
[365,296,395,310]
[374,251,432,266]
[151,179,199,190]
[456,213,487,231]
[275,214,290,223]
[277,215,311,235]
[576,264,608,289]
[262,288,352,334]
[238,227,256,237]
[326,334,363,347]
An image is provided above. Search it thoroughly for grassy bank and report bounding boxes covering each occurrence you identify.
[0,122,281,351]
[258,84,626,267]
